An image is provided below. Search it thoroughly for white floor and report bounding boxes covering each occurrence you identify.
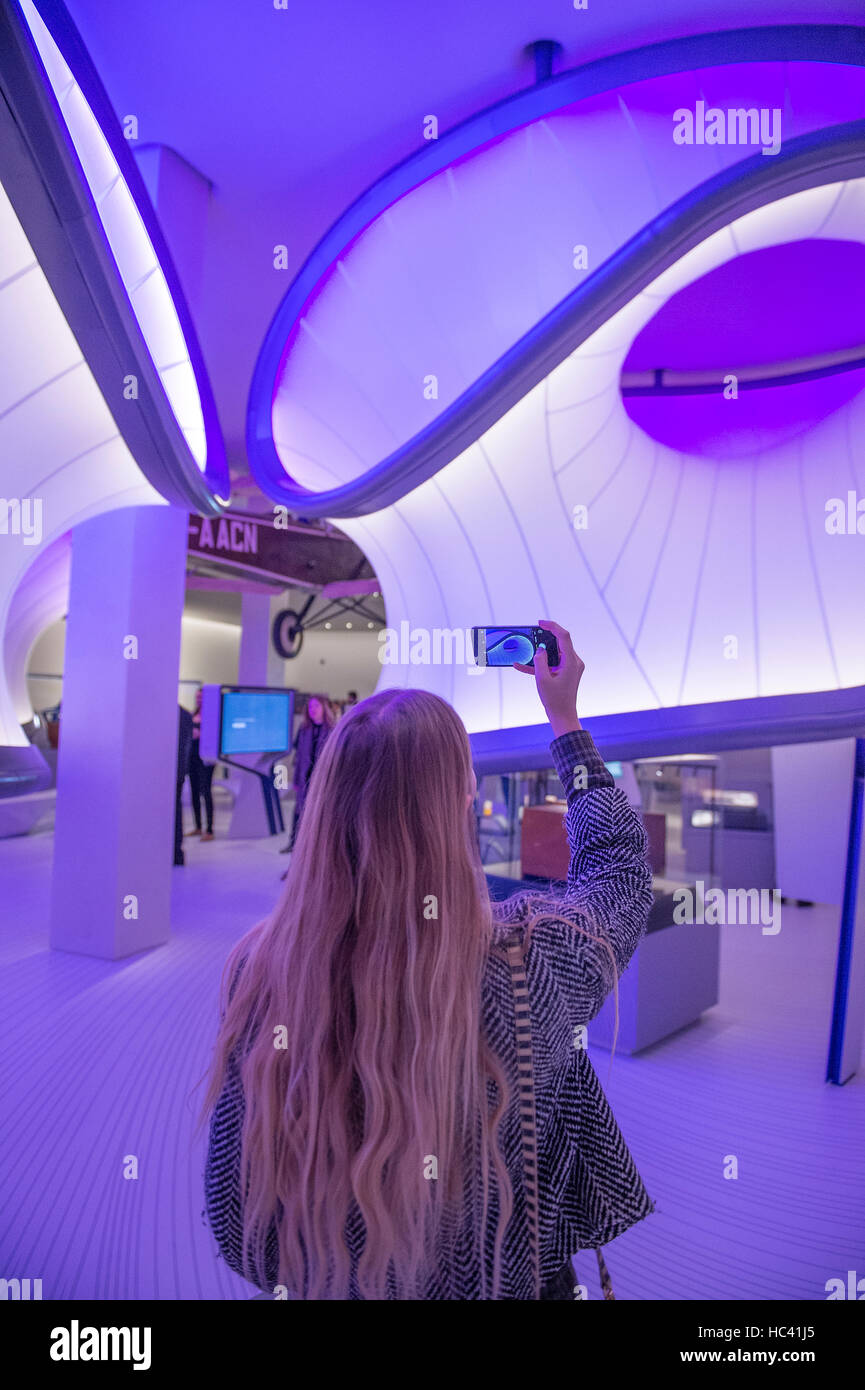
[0,814,863,1300]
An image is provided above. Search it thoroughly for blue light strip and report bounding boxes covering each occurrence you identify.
[469,686,865,775]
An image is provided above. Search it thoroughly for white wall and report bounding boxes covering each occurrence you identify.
[178,616,240,707]
[274,628,383,701]
[27,611,386,715]
[25,619,65,715]
[771,740,856,906]
[177,619,384,706]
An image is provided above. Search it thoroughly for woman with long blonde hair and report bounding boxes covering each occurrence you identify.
[202,620,654,1298]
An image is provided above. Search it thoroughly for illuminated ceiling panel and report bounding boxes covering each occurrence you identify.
[247,29,865,742]
[249,31,865,512]
[0,181,160,755]
[335,181,865,735]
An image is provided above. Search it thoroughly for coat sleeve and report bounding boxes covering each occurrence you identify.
[520,729,654,1053]
[203,1050,250,1280]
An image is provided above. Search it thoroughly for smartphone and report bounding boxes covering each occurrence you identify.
[471,626,560,669]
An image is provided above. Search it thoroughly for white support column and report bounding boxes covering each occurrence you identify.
[50,144,215,956]
[238,591,287,688]
[50,506,187,957]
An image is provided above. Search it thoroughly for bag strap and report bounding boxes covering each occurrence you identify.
[504,931,615,1302]
[504,933,541,1299]
[596,1247,616,1300]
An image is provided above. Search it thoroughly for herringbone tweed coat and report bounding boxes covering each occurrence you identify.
[204,728,655,1298]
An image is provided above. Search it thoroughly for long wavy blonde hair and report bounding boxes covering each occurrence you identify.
[202,688,518,1298]
[200,688,619,1299]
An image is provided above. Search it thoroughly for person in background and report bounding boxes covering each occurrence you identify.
[189,686,216,842]
[174,704,193,866]
[345,690,358,708]
[280,694,334,856]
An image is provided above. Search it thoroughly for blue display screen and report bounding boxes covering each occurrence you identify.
[482,628,537,666]
[220,690,293,755]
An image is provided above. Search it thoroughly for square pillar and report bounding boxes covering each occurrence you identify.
[50,506,187,957]
[238,591,287,686]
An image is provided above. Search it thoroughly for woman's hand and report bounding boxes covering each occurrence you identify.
[514,619,584,738]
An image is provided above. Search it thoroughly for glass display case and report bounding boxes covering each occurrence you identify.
[475,745,777,1052]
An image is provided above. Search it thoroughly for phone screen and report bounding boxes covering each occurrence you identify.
[472,627,559,668]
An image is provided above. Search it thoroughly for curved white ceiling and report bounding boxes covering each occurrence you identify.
[252,46,865,735]
[269,59,865,492]
[334,178,865,733]
[0,182,162,748]
[1,0,232,761]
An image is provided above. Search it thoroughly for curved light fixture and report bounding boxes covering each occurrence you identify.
[1,0,229,510]
[247,26,865,518]
[19,0,212,472]
[246,27,865,751]
[0,0,229,782]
